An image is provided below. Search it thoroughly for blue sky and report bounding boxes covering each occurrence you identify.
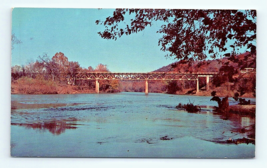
[11,8,175,72]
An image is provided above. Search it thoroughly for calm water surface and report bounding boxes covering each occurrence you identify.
[11,92,255,158]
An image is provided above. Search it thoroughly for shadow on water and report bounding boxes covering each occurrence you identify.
[12,118,80,135]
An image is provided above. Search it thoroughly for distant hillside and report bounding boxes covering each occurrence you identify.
[152,52,256,98]
[153,63,177,72]
[154,52,256,73]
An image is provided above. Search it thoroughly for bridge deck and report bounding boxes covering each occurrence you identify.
[75,72,218,81]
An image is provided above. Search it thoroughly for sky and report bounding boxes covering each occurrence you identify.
[11,8,176,72]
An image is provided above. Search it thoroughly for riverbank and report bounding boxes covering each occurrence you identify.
[175,83,255,98]
[11,81,255,98]
[195,90,255,98]
[176,89,255,98]
[229,105,256,116]
[11,82,97,94]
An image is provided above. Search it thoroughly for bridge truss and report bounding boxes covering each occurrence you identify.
[74,72,218,95]
[75,72,217,81]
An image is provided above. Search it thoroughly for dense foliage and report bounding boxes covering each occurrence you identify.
[11,52,120,93]
[96,9,256,61]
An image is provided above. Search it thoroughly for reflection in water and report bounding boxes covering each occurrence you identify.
[209,110,255,144]
[241,117,252,128]
[12,118,78,135]
[204,110,213,128]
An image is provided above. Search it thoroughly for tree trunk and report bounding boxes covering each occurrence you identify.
[220,96,229,113]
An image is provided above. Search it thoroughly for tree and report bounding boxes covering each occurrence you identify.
[94,63,109,72]
[11,65,22,74]
[93,64,120,92]
[210,91,229,114]
[11,65,23,81]
[87,66,94,72]
[212,65,236,87]
[11,34,22,50]
[67,61,81,85]
[38,52,69,82]
[32,61,46,74]
[167,80,179,94]
[107,80,120,93]
[52,52,69,74]
[24,62,36,77]
[68,61,80,75]
[96,9,256,61]
[38,54,60,81]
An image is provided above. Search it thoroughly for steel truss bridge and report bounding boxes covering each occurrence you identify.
[73,72,218,94]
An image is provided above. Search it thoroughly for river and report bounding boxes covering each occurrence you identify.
[11,92,255,158]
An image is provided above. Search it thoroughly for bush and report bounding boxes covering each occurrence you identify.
[176,102,201,113]
[167,81,182,94]
[17,77,58,94]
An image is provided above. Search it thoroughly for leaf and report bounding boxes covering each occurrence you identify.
[227,34,234,39]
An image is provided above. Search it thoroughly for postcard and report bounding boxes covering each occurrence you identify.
[11,8,256,158]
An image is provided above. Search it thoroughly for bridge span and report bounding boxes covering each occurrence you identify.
[74,72,218,95]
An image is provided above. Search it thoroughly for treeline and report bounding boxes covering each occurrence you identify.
[11,52,202,94]
[119,81,167,93]
[11,52,120,94]
[11,52,256,96]
[156,52,256,97]
[12,52,105,82]
[119,80,200,94]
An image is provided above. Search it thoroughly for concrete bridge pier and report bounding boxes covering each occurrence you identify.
[95,79,99,93]
[145,80,148,95]
[196,78,199,93]
[206,76,209,91]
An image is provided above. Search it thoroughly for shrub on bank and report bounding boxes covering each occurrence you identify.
[176,102,201,113]
[17,77,58,94]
